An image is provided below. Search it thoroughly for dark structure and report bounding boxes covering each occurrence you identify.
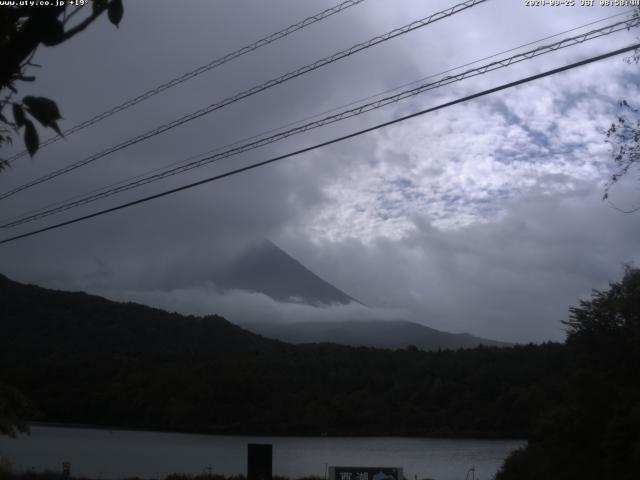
[247,443,272,480]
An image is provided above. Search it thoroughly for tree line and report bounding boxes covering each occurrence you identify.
[1,268,639,478]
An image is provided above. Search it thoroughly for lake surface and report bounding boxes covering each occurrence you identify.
[0,426,524,480]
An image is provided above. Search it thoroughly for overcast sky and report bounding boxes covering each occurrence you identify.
[1,0,640,343]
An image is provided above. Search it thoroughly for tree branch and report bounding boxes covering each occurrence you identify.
[606,199,640,214]
[62,5,85,27]
[54,4,109,45]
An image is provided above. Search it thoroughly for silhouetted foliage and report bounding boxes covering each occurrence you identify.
[0,274,566,439]
[0,383,37,437]
[0,1,125,436]
[496,267,640,480]
[604,9,640,210]
[605,100,640,212]
[0,470,314,480]
[0,1,124,167]
[6,269,638,477]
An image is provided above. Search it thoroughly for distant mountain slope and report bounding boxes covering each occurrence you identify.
[212,241,508,350]
[244,320,511,351]
[0,273,563,438]
[0,273,281,357]
[212,240,356,305]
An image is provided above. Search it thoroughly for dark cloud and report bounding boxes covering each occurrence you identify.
[277,181,640,343]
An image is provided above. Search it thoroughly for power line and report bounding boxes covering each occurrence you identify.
[3,10,628,227]
[5,0,367,163]
[2,16,636,229]
[3,12,626,228]
[1,42,637,246]
[3,16,634,227]
[0,0,488,201]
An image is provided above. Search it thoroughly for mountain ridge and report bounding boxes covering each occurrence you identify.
[0,272,284,357]
[243,319,511,350]
[0,272,561,438]
[212,240,359,305]
[217,240,509,350]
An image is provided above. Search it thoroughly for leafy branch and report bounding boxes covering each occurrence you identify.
[604,100,640,213]
[0,0,124,166]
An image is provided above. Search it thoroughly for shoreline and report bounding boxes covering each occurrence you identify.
[26,422,526,441]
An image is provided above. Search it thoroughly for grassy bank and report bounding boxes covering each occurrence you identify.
[0,464,322,480]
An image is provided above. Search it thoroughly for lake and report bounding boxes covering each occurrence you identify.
[0,426,524,480]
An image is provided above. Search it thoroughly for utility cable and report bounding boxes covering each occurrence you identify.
[0,0,488,201]
[1,42,637,246]
[2,9,628,226]
[5,0,368,162]
[1,16,636,229]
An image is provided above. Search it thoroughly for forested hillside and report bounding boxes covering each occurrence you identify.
[4,269,638,478]
[0,274,564,438]
[496,268,640,480]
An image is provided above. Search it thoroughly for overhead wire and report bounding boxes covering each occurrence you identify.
[1,15,637,229]
[2,9,628,226]
[1,42,638,246]
[0,0,489,201]
[5,0,368,162]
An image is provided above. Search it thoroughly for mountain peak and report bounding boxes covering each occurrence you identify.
[212,240,357,305]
